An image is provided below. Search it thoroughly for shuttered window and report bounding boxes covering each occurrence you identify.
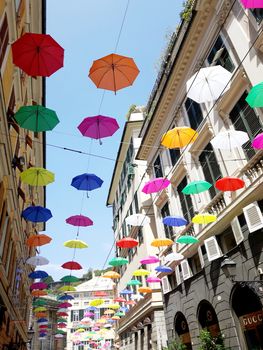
[185,98,203,130]
[0,15,9,68]
[230,92,263,160]
[177,176,194,222]
[153,155,163,178]
[161,202,173,239]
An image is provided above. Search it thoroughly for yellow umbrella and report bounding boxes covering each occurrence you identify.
[112,316,120,320]
[151,238,174,247]
[20,167,55,186]
[97,319,107,324]
[89,299,104,307]
[107,303,120,310]
[33,306,47,312]
[133,269,151,277]
[63,239,88,249]
[192,213,217,224]
[58,285,76,292]
[161,127,198,149]
[102,271,120,279]
[138,287,152,294]
[104,309,115,315]
[76,328,86,333]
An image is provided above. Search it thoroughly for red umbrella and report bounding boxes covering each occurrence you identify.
[12,33,64,77]
[215,177,245,192]
[93,291,108,297]
[61,261,82,270]
[114,297,126,303]
[39,325,48,329]
[116,237,138,249]
[57,323,67,328]
[57,312,68,317]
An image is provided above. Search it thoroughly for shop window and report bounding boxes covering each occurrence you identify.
[0,14,9,67]
[185,98,203,130]
[177,177,194,222]
[153,155,163,178]
[174,312,193,350]
[161,202,173,239]
[197,300,221,338]
[207,35,235,72]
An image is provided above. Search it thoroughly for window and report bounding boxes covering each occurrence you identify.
[185,98,203,130]
[169,148,180,167]
[73,310,79,322]
[177,177,194,222]
[199,143,222,198]
[161,202,173,239]
[137,227,143,244]
[134,192,139,213]
[218,226,236,254]
[0,15,9,67]
[153,155,163,178]
[207,35,234,72]
[189,252,202,275]
[230,92,263,160]
[250,9,263,23]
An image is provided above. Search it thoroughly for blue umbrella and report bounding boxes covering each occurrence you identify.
[71,173,103,191]
[155,266,173,273]
[28,270,49,279]
[85,306,98,311]
[120,289,134,295]
[163,216,188,227]
[120,306,129,313]
[22,206,52,223]
[37,318,48,323]
[58,294,75,301]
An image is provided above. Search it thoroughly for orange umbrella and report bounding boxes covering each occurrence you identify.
[102,271,120,279]
[138,287,152,294]
[35,312,48,318]
[26,234,52,247]
[31,290,47,297]
[88,53,140,93]
[151,238,174,247]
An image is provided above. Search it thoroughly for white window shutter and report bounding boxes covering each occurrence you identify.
[204,236,222,262]
[161,276,171,294]
[181,260,192,280]
[198,246,205,268]
[231,217,244,245]
[175,265,181,285]
[243,202,263,233]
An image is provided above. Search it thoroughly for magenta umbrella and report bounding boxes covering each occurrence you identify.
[78,115,119,144]
[142,178,171,194]
[66,214,93,227]
[30,282,48,290]
[252,133,263,149]
[58,302,72,308]
[146,276,162,283]
[240,0,263,8]
[84,311,94,317]
[140,256,160,265]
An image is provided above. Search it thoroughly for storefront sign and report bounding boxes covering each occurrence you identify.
[240,311,263,330]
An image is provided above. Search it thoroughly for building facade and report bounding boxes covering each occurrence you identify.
[107,108,168,350]
[136,1,263,349]
[0,0,46,348]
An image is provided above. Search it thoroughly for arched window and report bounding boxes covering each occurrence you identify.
[197,300,220,337]
[174,312,192,350]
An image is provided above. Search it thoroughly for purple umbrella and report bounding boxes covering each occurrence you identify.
[142,178,170,194]
[84,311,94,317]
[140,255,160,265]
[78,115,119,144]
[66,214,93,227]
[240,0,263,8]
[30,282,48,290]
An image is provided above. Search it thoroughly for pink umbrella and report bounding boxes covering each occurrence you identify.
[84,312,95,317]
[240,0,263,8]
[30,282,48,290]
[142,178,171,194]
[78,115,119,144]
[146,276,162,283]
[58,302,72,308]
[140,255,160,264]
[252,133,263,149]
[66,214,93,227]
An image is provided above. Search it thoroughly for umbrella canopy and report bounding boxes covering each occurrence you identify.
[84,311,95,317]
[163,216,188,227]
[246,82,263,107]
[93,291,108,297]
[26,234,52,247]
[133,269,151,277]
[176,235,199,244]
[155,265,173,274]
[58,302,72,308]
[241,0,263,8]
[186,65,232,103]
[71,173,103,191]
[26,256,49,266]
[37,318,48,323]
[215,177,245,192]
[120,289,133,295]
[127,279,142,286]
[33,299,47,306]
[151,238,174,247]
[114,311,125,317]
[89,299,104,307]
[58,294,75,301]
[113,297,126,303]
[78,115,119,143]
[161,127,198,148]
[102,271,120,279]
[58,286,76,292]
[22,206,52,223]
[164,253,184,263]
[57,323,67,328]
[66,214,93,227]
[116,237,138,248]
[85,306,98,311]
[142,177,170,194]
[39,325,48,329]
[108,257,128,267]
[146,276,161,283]
[138,287,152,294]
[28,270,48,279]
[88,53,140,93]
[35,312,48,318]
[32,290,47,297]
[182,180,212,195]
[192,213,217,224]
[60,275,80,283]
[252,133,263,149]
[125,214,150,226]
[61,261,82,270]
[139,255,160,265]
[33,307,47,312]
[30,282,48,290]
[111,316,120,320]
[14,105,59,132]
[12,33,64,77]
[107,304,120,310]
[55,334,64,339]
[126,300,136,306]
[20,167,54,186]
[57,312,68,317]
[63,239,88,249]
[211,130,249,150]
[57,318,67,323]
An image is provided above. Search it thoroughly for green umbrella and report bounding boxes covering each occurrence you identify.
[56,330,66,335]
[115,311,125,317]
[57,318,67,323]
[14,105,59,132]
[60,275,80,283]
[127,279,142,286]
[246,82,263,108]
[108,257,129,267]
[176,235,199,244]
[182,180,212,195]
[33,299,47,306]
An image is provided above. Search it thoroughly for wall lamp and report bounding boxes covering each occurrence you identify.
[11,155,25,169]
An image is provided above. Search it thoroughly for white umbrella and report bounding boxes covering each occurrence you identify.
[164,252,184,263]
[125,213,150,226]
[131,293,144,301]
[26,255,49,266]
[186,65,232,103]
[211,130,249,149]
[55,334,64,338]
[104,323,113,328]
[58,308,69,313]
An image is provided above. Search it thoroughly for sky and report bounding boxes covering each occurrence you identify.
[42,0,184,281]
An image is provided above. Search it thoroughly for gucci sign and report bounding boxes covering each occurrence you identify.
[240,311,263,330]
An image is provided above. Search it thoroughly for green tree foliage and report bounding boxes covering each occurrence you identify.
[163,340,187,350]
[198,329,229,350]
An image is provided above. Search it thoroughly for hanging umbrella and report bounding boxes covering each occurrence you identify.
[88,53,140,93]
[126,300,136,305]
[26,256,49,266]
[57,312,68,317]
[252,133,263,149]
[133,269,151,277]
[164,252,184,263]
[22,206,52,223]
[58,302,72,308]
[116,237,138,248]
[32,290,47,297]
[57,308,69,313]
[35,312,48,318]
[20,167,55,186]
[241,0,263,8]
[39,325,48,329]
[127,279,142,286]
[138,287,152,294]
[215,177,245,192]
[182,180,212,195]
[57,318,67,323]
[108,257,128,267]
[58,294,75,301]
[55,334,64,339]
[85,306,98,311]
[151,238,174,247]
[33,299,47,306]
[61,261,83,270]
[246,82,263,107]
[60,275,80,283]
[161,127,198,149]
[56,330,67,335]
[84,311,95,317]
[139,255,160,265]
[125,214,150,226]
[58,285,76,292]
[71,173,103,191]
[26,234,52,247]
[120,289,133,295]
[89,299,104,307]
[63,239,88,249]
[93,291,108,297]
[78,115,119,144]
[176,235,199,244]
[114,297,126,303]
[12,33,64,77]
[186,65,232,103]
[107,304,120,310]
[30,282,48,290]
[111,316,120,320]
[142,178,170,194]
[28,270,48,279]
[146,276,161,283]
[192,213,217,224]
[37,318,48,323]
[14,105,59,132]
[102,271,120,279]
[57,323,67,328]
[210,130,249,149]
[114,311,125,317]
[163,216,188,227]
[33,307,47,312]
[66,214,93,227]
